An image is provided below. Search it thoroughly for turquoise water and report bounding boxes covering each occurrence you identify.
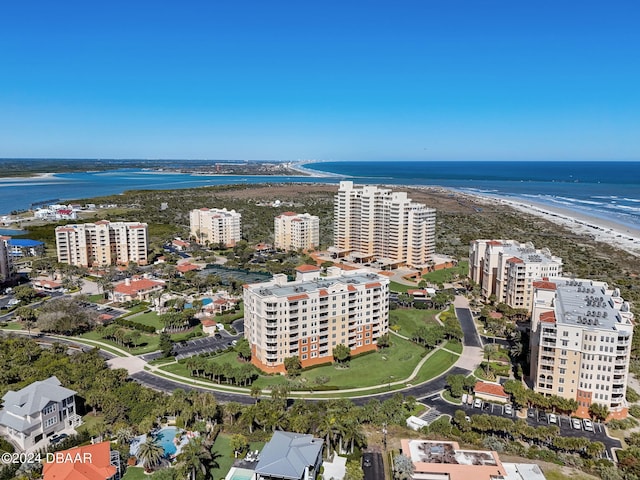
[228,468,255,480]
[155,427,180,456]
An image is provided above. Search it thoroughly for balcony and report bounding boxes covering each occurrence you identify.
[541,341,556,347]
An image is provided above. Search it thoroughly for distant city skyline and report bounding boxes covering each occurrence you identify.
[1,1,639,161]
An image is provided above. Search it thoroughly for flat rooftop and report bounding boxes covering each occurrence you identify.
[248,271,386,298]
[555,279,630,332]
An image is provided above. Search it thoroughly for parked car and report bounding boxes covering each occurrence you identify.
[474,398,483,409]
[572,419,582,430]
[527,409,536,418]
[363,454,372,468]
[504,404,513,415]
[50,433,68,444]
[583,419,594,432]
[548,413,558,424]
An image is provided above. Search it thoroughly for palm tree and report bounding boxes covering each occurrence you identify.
[177,436,220,480]
[137,437,165,472]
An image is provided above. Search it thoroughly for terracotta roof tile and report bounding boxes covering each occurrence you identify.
[295,264,319,272]
[474,381,509,398]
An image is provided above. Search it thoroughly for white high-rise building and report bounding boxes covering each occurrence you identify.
[55,221,148,267]
[530,278,634,420]
[0,236,12,282]
[189,208,242,247]
[332,181,436,268]
[243,265,389,373]
[469,239,563,311]
[274,212,320,251]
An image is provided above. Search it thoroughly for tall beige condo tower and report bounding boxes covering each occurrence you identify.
[190,208,242,247]
[55,221,148,267]
[332,181,435,268]
[530,278,634,420]
[274,212,320,251]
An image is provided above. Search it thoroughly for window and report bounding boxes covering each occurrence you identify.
[44,417,57,428]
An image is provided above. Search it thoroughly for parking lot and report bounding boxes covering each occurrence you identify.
[458,399,607,435]
[172,332,237,360]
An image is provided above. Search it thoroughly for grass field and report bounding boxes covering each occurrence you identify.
[421,261,469,284]
[444,340,463,354]
[80,330,160,354]
[163,336,434,390]
[122,467,147,480]
[210,434,265,479]
[128,311,163,329]
[389,281,414,293]
[390,308,439,337]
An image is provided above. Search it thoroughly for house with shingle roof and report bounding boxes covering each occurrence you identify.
[0,376,81,452]
[254,431,323,480]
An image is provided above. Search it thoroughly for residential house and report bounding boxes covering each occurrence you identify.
[254,431,323,480]
[0,376,81,452]
[400,439,507,480]
[111,276,165,303]
[43,441,119,480]
[474,381,510,404]
[32,279,65,294]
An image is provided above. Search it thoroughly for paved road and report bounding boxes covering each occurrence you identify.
[455,307,482,348]
[363,451,384,480]
[129,371,254,404]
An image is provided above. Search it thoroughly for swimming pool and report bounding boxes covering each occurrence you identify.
[225,467,256,480]
[155,427,181,457]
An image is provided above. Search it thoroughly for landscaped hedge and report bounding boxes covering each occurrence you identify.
[114,317,156,333]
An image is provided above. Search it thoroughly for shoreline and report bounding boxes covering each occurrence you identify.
[451,190,640,257]
[0,172,57,182]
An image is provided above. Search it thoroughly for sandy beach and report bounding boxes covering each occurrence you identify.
[463,193,640,257]
[0,172,57,182]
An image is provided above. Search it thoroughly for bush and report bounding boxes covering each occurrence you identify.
[629,405,640,418]
[627,386,640,403]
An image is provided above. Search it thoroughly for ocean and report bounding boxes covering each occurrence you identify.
[1,160,639,231]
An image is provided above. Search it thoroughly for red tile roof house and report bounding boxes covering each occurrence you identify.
[172,238,191,251]
[176,262,201,275]
[201,318,217,334]
[32,279,65,293]
[42,441,117,480]
[110,276,165,303]
[474,381,510,404]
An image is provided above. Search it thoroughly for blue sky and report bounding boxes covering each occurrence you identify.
[1,1,639,161]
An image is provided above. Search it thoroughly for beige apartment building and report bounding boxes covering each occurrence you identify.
[469,239,563,311]
[0,236,12,283]
[243,265,389,373]
[55,221,148,267]
[189,208,241,247]
[274,212,319,251]
[530,278,634,419]
[332,181,435,268]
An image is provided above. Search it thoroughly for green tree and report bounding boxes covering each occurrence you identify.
[333,344,350,364]
[445,374,465,398]
[284,356,302,377]
[235,337,251,361]
[345,460,364,480]
[229,434,249,458]
[588,403,610,422]
[136,437,165,473]
[376,333,390,349]
[159,332,173,358]
[13,285,38,304]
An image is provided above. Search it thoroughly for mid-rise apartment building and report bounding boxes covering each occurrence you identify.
[0,236,12,283]
[274,212,319,251]
[469,239,563,311]
[332,181,435,268]
[530,278,634,419]
[55,221,148,268]
[244,265,389,373]
[189,208,241,247]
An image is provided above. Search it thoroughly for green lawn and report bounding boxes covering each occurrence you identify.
[210,434,265,479]
[0,322,24,331]
[421,261,469,284]
[122,467,147,480]
[163,336,431,390]
[444,340,463,354]
[390,308,439,337]
[413,348,459,383]
[127,311,163,329]
[389,281,414,293]
[80,330,160,354]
